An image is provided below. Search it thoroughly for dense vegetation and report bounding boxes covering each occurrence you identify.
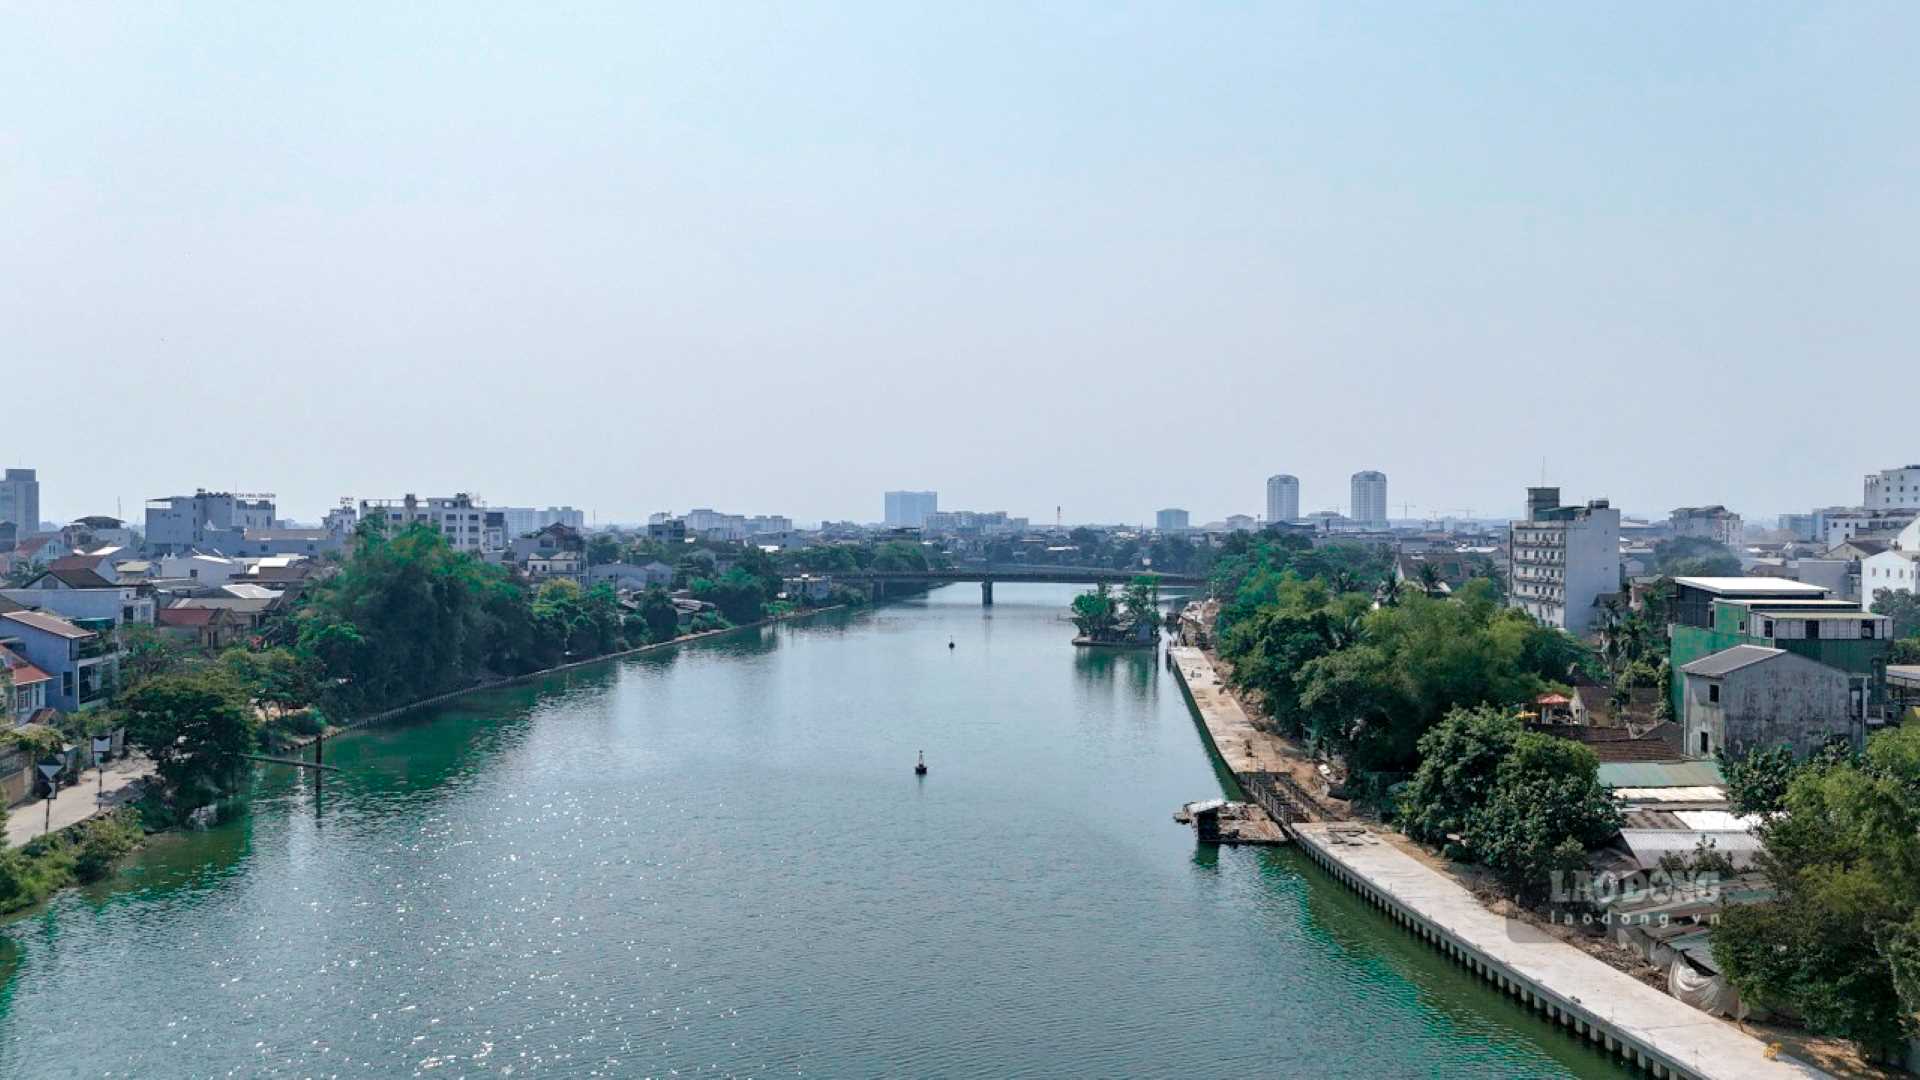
[1649,536,1742,577]
[1712,726,1920,1053]
[1211,534,1593,793]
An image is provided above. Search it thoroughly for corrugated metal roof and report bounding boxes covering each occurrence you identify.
[1680,645,1783,677]
[1613,785,1728,803]
[1598,760,1726,789]
[1672,576,1825,596]
[1618,829,1762,872]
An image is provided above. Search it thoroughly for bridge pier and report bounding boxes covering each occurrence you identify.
[981,580,993,606]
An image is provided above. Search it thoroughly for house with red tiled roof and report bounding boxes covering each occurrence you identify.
[0,645,51,725]
[155,605,247,650]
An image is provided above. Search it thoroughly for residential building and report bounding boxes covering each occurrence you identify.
[683,508,747,540]
[65,515,135,549]
[499,506,586,537]
[1155,508,1190,533]
[782,575,835,603]
[883,490,938,528]
[360,494,506,556]
[923,510,1025,535]
[157,553,247,586]
[1777,513,1819,542]
[586,562,675,591]
[145,491,276,554]
[0,469,39,533]
[1861,518,1920,606]
[647,518,688,545]
[1265,475,1300,524]
[1507,487,1621,634]
[1665,576,1892,722]
[1864,464,1920,510]
[154,606,248,651]
[1821,507,1918,548]
[0,567,153,627]
[1350,471,1387,528]
[234,528,347,557]
[1668,506,1743,547]
[0,645,51,725]
[0,610,116,712]
[322,500,359,537]
[1680,645,1859,760]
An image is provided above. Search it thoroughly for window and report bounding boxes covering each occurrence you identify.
[1708,683,1720,704]
[1699,731,1710,754]
[1806,620,1820,640]
[1864,621,1877,639]
[1762,619,1774,637]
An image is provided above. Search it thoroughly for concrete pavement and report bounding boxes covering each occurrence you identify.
[6,754,152,847]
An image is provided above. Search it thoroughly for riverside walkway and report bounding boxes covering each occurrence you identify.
[1169,644,1820,1080]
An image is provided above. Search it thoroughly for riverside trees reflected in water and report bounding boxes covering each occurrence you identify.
[0,586,1626,1078]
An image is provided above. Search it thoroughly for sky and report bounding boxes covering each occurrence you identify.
[5,4,1916,528]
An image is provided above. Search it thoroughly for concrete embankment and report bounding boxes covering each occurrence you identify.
[1169,645,1818,1080]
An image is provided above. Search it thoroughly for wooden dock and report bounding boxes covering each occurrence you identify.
[1173,799,1288,845]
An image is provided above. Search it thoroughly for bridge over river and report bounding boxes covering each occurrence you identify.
[837,564,1206,604]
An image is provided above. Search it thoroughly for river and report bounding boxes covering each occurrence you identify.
[0,585,1628,1078]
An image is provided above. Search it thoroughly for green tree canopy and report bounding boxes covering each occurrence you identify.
[119,672,260,817]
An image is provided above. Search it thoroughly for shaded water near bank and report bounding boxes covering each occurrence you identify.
[0,585,1628,1077]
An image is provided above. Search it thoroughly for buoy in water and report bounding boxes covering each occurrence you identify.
[914,751,928,776]
[947,639,955,649]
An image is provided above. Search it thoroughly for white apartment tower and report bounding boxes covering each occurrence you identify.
[1265,475,1300,524]
[1865,465,1920,510]
[1509,487,1621,635]
[1350,471,1388,528]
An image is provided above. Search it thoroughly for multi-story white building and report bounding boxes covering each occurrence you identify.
[1862,518,1920,605]
[1669,505,1743,547]
[1508,487,1621,635]
[1822,507,1919,548]
[144,491,277,554]
[1155,508,1189,533]
[1266,475,1300,524]
[360,494,507,556]
[1350,471,1388,528]
[1865,465,1920,510]
[499,506,585,537]
[883,490,938,528]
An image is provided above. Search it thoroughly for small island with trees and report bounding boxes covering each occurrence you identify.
[1069,576,1161,647]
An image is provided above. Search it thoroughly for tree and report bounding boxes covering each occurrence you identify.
[1715,726,1920,1053]
[1121,576,1160,635]
[1399,706,1523,850]
[1717,744,1799,815]
[119,673,260,817]
[1871,588,1920,641]
[1069,584,1120,641]
[692,567,768,625]
[1461,733,1620,900]
[586,533,622,567]
[1652,536,1741,578]
[636,586,679,644]
[117,623,185,685]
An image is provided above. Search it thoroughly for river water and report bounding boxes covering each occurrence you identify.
[0,585,1627,1078]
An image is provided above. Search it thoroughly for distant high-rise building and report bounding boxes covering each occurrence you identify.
[1265,475,1299,524]
[1350,471,1388,527]
[145,489,276,554]
[1155,508,1190,533]
[0,469,39,533]
[883,490,938,528]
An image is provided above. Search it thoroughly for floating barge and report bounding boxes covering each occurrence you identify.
[1173,799,1288,845]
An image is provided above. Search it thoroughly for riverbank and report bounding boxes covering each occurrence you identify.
[1169,642,1819,1080]
[284,603,847,751]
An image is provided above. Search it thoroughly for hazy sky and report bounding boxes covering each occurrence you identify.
[6,4,1916,527]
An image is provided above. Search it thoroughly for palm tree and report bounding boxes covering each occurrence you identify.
[1417,561,1444,596]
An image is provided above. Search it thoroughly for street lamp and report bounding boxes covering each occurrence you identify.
[36,759,63,835]
[92,734,113,804]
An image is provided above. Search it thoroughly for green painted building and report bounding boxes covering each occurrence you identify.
[1666,576,1894,721]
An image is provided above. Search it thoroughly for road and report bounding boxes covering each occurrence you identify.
[6,754,153,847]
